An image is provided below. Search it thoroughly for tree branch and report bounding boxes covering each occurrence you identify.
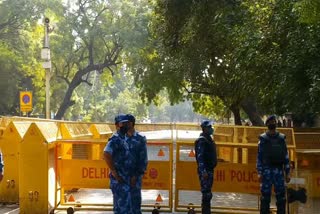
[183,85,213,96]
[81,78,93,86]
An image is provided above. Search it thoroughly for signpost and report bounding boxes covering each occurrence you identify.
[20,91,32,113]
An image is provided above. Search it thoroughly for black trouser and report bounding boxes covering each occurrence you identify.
[260,192,286,214]
[199,171,213,214]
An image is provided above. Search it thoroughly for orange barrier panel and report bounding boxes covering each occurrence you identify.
[174,125,297,213]
[55,138,173,212]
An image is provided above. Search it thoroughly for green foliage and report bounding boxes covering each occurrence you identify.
[130,0,320,125]
[0,44,22,114]
[1,0,320,125]
[0,0,47,115]
[296,0,320,23]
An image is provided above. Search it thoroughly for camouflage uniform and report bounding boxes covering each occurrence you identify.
[195,133,217,214]
[127,131,148,214]
[105,132,135,213]
[256,132,290,214]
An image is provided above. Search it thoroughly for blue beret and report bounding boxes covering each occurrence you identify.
[114,114,128,124]
[126,114,135,123]
[266,115,276,124]
[200,120,213,128]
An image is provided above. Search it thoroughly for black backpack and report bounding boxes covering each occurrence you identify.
[260,133,287,166]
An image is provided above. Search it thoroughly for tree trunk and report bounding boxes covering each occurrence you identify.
[54,74,82,120]
[240,97,264,126]
[230,105,242,125]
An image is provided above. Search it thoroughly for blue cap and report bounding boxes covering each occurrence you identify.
[126,114,136,123]
[114,114,128,124]
[200,120,213,128]
[265,115,276,125]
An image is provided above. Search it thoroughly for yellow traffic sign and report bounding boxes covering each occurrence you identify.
[20,91,32,112]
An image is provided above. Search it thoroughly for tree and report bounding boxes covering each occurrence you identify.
[233,0,320,126]
[49,0,154,119]
[50,0,120,119]
[0,0,45,115]
[131,0,266,125]
[131,0,320,126]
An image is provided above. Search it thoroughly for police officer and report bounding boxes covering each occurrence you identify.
[195,120,217,214]
[126,114,148,214]
[257,115,291,214]
[104,114,134,213]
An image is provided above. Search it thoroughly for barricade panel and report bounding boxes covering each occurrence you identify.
[56,137,173,212]
[5,119,319,213]
[135,123,173,132]
[19,122,58,214]
[0,121,32,203]
[89,124,112,139]
[175,125,297,213]
[59,122,92,139]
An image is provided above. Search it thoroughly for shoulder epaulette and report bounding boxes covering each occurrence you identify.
[278,133,286,140]
[135,131,146,138]
[259,133,268,140]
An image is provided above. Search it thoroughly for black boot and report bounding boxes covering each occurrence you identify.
[260,194,271,214]
[276,192,286,214]
[276,199,286,214]
[201,202,211,214]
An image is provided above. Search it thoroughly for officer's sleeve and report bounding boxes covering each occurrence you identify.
[0,151,3,172]
[195,139,206,174]
[104,138,114,155]
[135,135,148,177]
[256,139,263,176]
[283,138,290,176]
[212,140,218,168]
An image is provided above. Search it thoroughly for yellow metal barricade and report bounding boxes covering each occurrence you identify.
[175,125,296,213]
[2,117,314,213]
[58,122,96,162]
[55,139,112,210]
[19,122,59,214]
[89,123,112,139]
[58,122,93,139]
[294,128,320,198]
[142,139,173,212]
[0,118,5,137]
[89,124,113,160]
[54,137,173,212]
[0,121,32,203]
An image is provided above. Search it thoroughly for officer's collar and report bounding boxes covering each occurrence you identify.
[126,130,137,137]
[266,130,279,137]
[200,132,212,139]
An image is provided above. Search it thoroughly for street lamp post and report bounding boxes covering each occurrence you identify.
[41,17,52,119]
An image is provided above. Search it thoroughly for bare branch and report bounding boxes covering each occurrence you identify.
[93,6,108,25]
[81,78,93,86]
[107,67,114,75]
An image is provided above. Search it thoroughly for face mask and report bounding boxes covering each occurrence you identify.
[268,124,276,130]
[119,125,129,135]
[207,127,214,135]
